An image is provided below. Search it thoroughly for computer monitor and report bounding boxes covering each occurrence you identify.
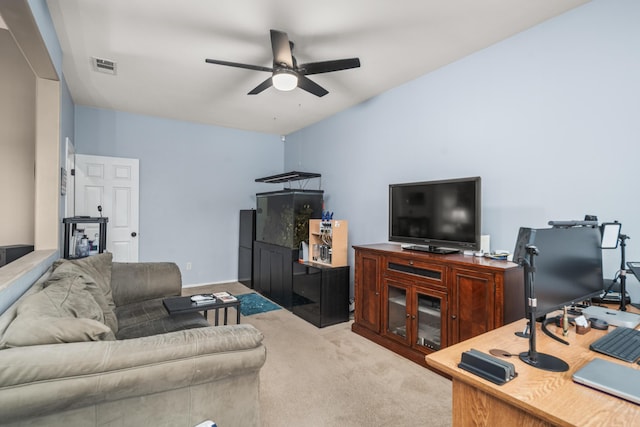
[513,226,604,317]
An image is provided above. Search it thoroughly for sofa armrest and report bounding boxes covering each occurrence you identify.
[111,262,182,306]
[0,324,266,423]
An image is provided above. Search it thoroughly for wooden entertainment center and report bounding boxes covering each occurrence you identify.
[352,243,524,367]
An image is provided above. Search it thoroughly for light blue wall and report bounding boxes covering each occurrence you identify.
[285,0,640,299]
[75,106,283,285]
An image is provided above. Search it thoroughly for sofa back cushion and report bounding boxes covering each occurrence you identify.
[111,262,181,306]
[1,274,115,347]
[52,252,117,332]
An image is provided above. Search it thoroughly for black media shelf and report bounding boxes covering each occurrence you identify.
[62,217,108,259]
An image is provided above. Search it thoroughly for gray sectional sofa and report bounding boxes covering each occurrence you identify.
[0,253,266,426]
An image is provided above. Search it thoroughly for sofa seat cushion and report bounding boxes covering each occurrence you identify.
[1,274,115,347]
[115,298,209,339]
[53,253,117,333]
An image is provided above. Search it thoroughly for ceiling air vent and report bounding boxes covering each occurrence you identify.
[92,57,117,75]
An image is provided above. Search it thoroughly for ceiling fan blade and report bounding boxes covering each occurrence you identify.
[205,58,272,73]
[270,29,293,68]
[248,77,273,95]
[297,75,328,97]
[300,58,361,75]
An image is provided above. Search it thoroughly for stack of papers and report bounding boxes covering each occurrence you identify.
[213,292,237,302]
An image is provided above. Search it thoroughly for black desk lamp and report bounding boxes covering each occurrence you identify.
[601,221,629,311]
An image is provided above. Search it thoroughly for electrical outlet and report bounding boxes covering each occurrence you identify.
[186,262,192,270]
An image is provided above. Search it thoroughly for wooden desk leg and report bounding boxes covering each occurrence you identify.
[214,308,219,326]
[223,307,228,325]
[236,302,241,324]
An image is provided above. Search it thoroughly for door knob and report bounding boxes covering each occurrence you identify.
[131,232,137,237]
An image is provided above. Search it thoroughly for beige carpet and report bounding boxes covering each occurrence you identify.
[185,282,453,427]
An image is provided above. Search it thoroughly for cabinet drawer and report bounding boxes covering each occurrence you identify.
[385,256,446,287]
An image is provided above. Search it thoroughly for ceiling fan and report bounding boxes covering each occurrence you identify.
[205,29,360,97]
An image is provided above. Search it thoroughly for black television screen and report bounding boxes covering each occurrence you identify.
[389,177,481,253]
[513,226,604,316]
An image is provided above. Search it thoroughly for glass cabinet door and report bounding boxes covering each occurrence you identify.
[415,291,444,351]
[386,283,408,340]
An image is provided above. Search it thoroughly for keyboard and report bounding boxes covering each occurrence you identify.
[590,327,640,363]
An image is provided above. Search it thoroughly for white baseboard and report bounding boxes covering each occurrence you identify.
[182,279,240,289]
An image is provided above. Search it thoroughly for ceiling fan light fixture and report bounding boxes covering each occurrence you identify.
[272,69,298,91]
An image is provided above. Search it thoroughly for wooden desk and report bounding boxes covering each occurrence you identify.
[426,317,640,426]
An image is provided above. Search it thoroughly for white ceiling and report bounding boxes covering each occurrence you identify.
[45,0,589,136]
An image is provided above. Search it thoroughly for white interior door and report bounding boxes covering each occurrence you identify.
[75,154,140,262]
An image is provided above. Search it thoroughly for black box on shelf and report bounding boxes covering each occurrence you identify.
[0,244,35,267]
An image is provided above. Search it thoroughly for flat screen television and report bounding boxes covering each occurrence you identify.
[512,226,604,317]
[389,176,481,253]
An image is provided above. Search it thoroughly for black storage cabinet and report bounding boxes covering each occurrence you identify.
[252,189,323,310]
[292,262,350,327]
[253,241,298,310]
[238,209,256,287]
